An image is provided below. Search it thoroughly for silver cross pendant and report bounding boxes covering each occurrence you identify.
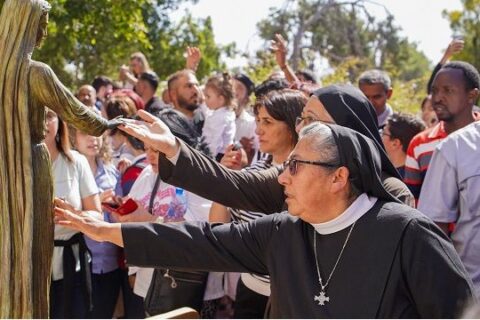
[314,291,330,306]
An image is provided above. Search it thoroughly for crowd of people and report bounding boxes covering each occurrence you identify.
[49,34,480,319]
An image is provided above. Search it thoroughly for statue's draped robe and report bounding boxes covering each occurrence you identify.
[0,1,108,317]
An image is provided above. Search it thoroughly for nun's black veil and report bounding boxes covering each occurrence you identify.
[312,85,401,180]
[327,124,399,203]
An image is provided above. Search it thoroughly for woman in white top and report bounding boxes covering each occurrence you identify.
[45,109,102,319]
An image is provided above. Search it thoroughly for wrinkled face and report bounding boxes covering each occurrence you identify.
[35,13,49,47]
[359,83,391,115]
[278,138,337,222]
[145,143,159,173]
[233,79,249,106]
[174,74,201,112]
[77,85,97,107]
[204,87,225,110]
[431,68,475,122]
[75,130,101,158]
[295,96,335,133]
[255,106,294,156]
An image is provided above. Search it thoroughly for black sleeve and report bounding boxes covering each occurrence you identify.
[122,217,279,275]
[427,63,443,94]
[158,140,286,214]
[401,217,475,318]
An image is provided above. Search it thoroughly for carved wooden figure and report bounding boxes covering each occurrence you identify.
[0,0,120,317]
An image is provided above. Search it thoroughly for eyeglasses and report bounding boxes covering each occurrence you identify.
[283,158,338,176]
[379,128,391,138]
[295,116,336,127]
[295,116,316,127]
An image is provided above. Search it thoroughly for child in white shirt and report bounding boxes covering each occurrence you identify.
[202,73,236,160]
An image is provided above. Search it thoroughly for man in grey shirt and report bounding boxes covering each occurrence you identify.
[419,120,480,296]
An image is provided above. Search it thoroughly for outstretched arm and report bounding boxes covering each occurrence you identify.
[55,203,277,274]
[30,62,120,136]
[119,110,286,213]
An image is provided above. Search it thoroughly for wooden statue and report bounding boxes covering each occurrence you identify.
[0,0,121,317]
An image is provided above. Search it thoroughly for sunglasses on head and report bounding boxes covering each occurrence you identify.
[283,158,338,176]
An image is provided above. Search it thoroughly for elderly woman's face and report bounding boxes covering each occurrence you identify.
[278,137,338,223]
[295,96,335,133]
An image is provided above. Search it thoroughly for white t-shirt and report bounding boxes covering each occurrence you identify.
[202,107,236,156]
[128,165,176,298]
[52,151,99,281]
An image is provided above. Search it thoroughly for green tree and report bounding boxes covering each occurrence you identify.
[256,0,430,82]
[31,0,229,88]
[443,0,480,70]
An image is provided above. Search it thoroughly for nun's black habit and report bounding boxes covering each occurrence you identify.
[123,125,473,318]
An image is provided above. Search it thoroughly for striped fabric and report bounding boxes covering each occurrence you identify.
[404,122,447,202]
[228,156,274,288]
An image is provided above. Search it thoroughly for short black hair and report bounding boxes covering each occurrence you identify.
[254,78,289,98]
[139,71,159,91]
[387,112,426,153]
[442,61,480,91]
[91,76,113,92]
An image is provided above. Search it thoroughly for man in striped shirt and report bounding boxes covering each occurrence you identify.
[404,61,480,204]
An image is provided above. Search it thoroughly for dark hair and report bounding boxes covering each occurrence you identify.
[205,72,236,108]
[254,89,306,144]
[254,78,289,98]
[150,108,211,156]
[91,76,113,92]
[296,69,317,84]
[234,73,255,96]
[56,116,74,162]
[105,96,137,120]
[167,69,196,91]
[387,112,426,153]
[442,61,480,91]
[139,71,159,91]
[358,69,391,91]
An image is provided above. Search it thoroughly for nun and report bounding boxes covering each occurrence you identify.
[55,123,474,318]
[136,84,413,216]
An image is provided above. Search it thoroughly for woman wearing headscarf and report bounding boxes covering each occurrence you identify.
[0,1,120,317]
[127,85,412,217]
[55,123,474,318]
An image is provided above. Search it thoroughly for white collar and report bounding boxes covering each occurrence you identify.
[310,193,377,235]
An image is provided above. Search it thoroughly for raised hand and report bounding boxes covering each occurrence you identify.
[271,34,288,69]
[185,46,202,71]
[441,38,465,64]
[118,110,178,157]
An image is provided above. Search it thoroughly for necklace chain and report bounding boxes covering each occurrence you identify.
[313,222,356,292]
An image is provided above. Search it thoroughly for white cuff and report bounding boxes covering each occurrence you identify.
[166,141,181,165]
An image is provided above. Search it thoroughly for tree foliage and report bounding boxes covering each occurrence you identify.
[31,0,230,88]
[443,0,480,71]
[255,0,430,82]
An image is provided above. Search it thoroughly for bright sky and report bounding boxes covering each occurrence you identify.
[172,0,463,69]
